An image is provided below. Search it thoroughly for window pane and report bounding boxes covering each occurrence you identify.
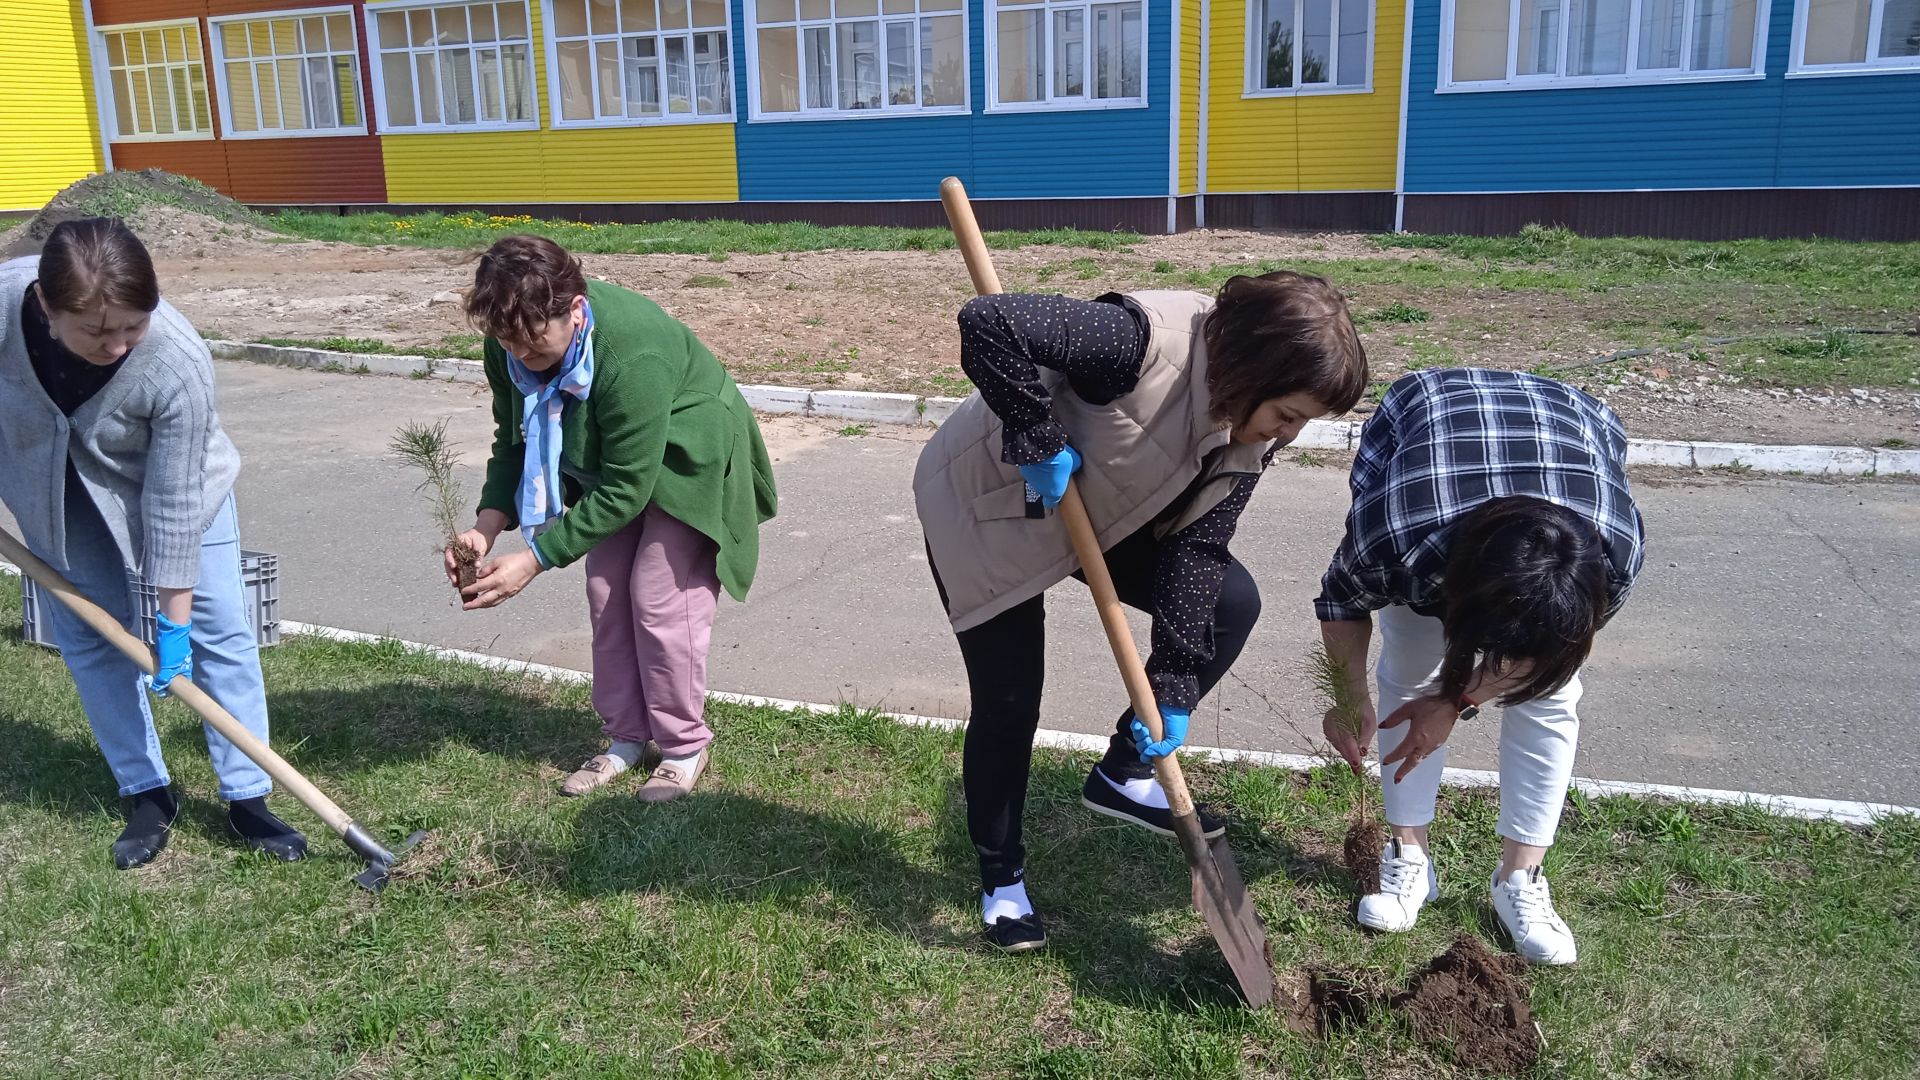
[885,0,914,11]
[174,65,196,127]
[301,17,327,53]
[478,46,506,120]
[760,0,797,19]
[554,0,590,34]
[624,0,661,29]
[1692,0,1756,68]
[306,56,337,127]
[921,0,960,9]
[472,5,499,41]
[267,19,295,55]
[1517,0,1562,75]
[415,52,442,122]
[757,25,799,110]
[1337,0,1367,83]
[665,35,693,111]
[270,58,301,127]
[335,57,361,124]
[499,3,528,38]
[804,24,833,105]
[111,70,134,134]
[662,0,691,28]
[839,0,879,14]
[1451,0,1508,78]
[694,30,730,112]
[382,52,417,124]
[1635,0,1683,67]
[220,23,248,59]
[145,30,167,63]
[802,0,832,20]
[191,74,211,129]
[996,9,1043,101]
[1260,0,1294,88]
[410,10,435,45]
[1568,0,1627,74]
[502,44,533,117]
[377,11,406,47]
[1882,0,1920,57]
[129,68,153,132]
[626,37,662,114]
[1090,3,1140,97]
[557,38,594,117]
[166,27,189,61]
[1301,0,1331,82]
[108,33,127,65]
[328,14,353,49]
[151,69,176,133]
[921,14,962,103]
[837,20,880,107]
[886,19,914,103]
[444,48,478,121]
[1053,8,1083,95]
[590,0,619,34]
[226,62,257,129]
[441,7,474,43]
[692,0,728,27]
[596,39,622,114]
[257,61,282,126]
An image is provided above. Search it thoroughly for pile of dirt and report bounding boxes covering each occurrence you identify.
[0,169,270,259]
[1294,937,1540,1075]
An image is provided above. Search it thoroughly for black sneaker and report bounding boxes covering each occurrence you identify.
[984,913,1048,953]
[1080,763,1227,839]
[113,786,178,870]
[226,798,309,862]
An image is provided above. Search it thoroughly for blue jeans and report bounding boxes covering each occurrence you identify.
[36,481,273,801]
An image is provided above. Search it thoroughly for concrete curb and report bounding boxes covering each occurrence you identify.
[210,340,1918,477]
[272,620,1917,828]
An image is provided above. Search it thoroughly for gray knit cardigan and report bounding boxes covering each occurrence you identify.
[0,256,241,589]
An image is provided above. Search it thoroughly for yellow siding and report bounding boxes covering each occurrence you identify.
[380,0,737,203]
[1204,0,1402,192]
[1178,0,1200,194]
[0,0,104,211]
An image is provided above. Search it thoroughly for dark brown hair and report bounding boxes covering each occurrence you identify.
[466,234,588,343]
[1438,496,1610,706]
[1202,270,1368,425]
[39,217,160,314]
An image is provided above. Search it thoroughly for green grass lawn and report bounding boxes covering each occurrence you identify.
[0,580,1914,1078]
[268,209,1140,257]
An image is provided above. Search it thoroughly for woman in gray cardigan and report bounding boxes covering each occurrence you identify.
[0,218,305,869]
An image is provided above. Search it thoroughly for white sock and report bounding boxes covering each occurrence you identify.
[659,749,703,771]
[1102,769,1170,810]
[606,741,650,770]
[982,880,1033,924]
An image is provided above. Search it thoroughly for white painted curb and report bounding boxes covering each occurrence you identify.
[270,619,1916,828]
[211,341,1919,478]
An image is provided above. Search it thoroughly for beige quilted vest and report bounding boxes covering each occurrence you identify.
[913,290,1272,632]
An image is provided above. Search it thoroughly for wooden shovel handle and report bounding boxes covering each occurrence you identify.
[938,176,1197,818]
[0,523,353,836]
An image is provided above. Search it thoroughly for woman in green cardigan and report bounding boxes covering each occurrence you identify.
[451,235,777,801]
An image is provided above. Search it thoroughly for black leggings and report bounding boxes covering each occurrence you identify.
[931,524,1261,890]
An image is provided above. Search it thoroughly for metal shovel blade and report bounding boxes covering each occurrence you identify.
[1169,815,1276,1008]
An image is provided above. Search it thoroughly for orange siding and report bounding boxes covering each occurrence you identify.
[108,138,232,191]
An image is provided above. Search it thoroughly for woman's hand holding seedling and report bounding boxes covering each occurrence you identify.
[1378,695,1461,783]
[463,548,543,610]
[1314,619,1377,775]
[444,510,508,588]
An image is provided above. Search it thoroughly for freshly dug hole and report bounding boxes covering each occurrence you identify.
[1393,936,1540,1074]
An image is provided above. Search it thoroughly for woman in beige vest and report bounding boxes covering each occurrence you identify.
[912,272,1369,952]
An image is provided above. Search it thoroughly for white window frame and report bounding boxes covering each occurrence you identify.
[743,0,972,121]
[1438,0,1771,90]
[364,0,541,133]
[984,0,1149,112]
[1243,0,1375,97]
[95,19,216,142]
[1789,0,1920,75]
[208,7,370,140]
[544,0,738,127]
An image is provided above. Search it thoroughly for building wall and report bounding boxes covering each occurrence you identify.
[733,0,1175,202]
[1203,0,1405,192]
[0,0,105,211]
[1402,0,1920,193]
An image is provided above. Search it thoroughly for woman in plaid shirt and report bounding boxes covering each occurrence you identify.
[1315,367,1646,966]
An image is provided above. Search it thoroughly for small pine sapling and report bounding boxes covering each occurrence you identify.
[390,419,479,592]
[1309,644,1388,888]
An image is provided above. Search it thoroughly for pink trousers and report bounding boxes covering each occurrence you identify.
[583,504,721,756]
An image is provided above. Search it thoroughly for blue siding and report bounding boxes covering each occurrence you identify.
[733,0,1173,200]
[1403,0,1920,192]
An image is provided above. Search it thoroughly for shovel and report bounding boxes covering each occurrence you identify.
[938,177,1291,1012]
[0,524,425,891]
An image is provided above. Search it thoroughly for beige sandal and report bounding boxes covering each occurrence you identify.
[561,753,634,797]
[635,748,709,803]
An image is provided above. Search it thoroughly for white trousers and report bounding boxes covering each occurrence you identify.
[1374,604,1582,848]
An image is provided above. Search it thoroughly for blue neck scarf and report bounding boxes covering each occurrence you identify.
[505,300,595,549]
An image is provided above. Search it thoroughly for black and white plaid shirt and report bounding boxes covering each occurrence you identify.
[1315,368,1647,623]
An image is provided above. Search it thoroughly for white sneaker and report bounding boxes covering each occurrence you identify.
[1356,840,1439,932]
[1491,867,1578,966]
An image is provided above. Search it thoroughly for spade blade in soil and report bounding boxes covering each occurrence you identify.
[1178,827,1280,1010]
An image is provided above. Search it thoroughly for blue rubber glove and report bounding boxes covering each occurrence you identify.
[1131,706,1191,761]
[1017,444,1083,510]
[149,612,192,697]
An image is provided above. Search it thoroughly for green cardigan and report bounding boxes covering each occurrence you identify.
[477,280,777,601]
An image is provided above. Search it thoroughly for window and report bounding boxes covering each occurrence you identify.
[751,0,966,117]
[1250,0,1370,92]
[991,0,1143,108]
[368,1,537,130]
[550,0,734,123]
[100,22,214,140]
[1444,0,1763,86]
[1794,0,1920,71]
[211,10,366,137]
